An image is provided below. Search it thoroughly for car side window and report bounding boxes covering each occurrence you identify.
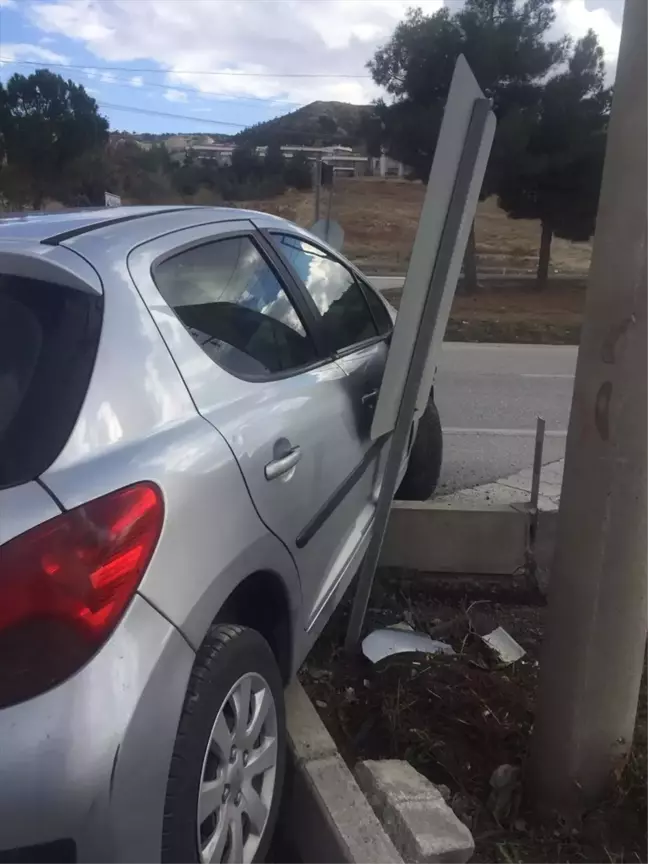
[154,235,318,377]
[274,233,378,354]
[358,278,393,336]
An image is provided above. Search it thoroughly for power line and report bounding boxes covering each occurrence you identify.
[98,101,366,142]
[0,58,302,107]
[0,57,372,79]
[98,101,248,128]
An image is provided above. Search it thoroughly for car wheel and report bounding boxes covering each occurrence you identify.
[397,398,443,501]
[162,624,286,864]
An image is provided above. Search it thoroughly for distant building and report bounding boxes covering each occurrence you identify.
[369,154,406,178]
[183,143,235,166]
[177,141,408,178]
[184,142,371,176]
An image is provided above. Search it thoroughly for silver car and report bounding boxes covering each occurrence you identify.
[0,206,442,863]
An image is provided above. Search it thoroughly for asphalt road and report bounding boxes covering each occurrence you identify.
[434,343,578,493]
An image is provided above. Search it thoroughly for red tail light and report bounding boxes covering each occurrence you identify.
[0,483,163,708]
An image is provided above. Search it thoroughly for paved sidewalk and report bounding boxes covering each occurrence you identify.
[435,459,564,512]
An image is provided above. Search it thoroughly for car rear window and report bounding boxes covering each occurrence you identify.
[0,274,102,488]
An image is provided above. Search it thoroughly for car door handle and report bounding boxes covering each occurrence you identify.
[362,388,379,408]
[265,446,302,481]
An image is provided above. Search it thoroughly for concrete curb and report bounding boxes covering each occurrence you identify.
[381,461,562,576]
[381,500,557,578]
[380,500,528,574]
[278,682,403,863]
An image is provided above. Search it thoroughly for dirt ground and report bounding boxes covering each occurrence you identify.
[300,576,647,864]
[242,177,593,278]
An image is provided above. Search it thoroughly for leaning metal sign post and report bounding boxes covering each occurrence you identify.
[345,56,497,650]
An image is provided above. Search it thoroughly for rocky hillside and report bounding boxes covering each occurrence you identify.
[235,100,371,147]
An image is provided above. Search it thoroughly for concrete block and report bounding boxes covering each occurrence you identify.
[356,760,475,864]
[381,500,527,574]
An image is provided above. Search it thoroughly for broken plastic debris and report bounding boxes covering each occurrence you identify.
[488,764,521,821]
[480,626,526,665]
[362,628,455,664]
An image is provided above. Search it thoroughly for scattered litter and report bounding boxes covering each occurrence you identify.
[308,668,330,681]
[480,626,526,665]
[488,764,521,822]
[362,628,455,664]
[315,699,328,709]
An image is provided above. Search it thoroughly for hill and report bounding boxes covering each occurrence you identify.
[235,101,371,147]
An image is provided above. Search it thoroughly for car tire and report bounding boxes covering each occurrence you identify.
[396,398,443,501]
[162,624,286,864]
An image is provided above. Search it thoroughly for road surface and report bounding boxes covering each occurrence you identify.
[434,343,577,493]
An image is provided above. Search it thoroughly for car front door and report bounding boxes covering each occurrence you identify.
[128,221,383,631]
[263,230,396,602]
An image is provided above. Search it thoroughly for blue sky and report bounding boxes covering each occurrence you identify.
[0,0,624,135]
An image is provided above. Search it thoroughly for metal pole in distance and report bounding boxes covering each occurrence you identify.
[344,97,492,652]
[324,171,334,243]
[314,153,322,224]
[530,416,546,530]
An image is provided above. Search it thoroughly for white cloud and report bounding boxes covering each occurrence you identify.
[0,42,69,65]
[0,0,17,7]
[24,0,622,107]
[552,0,622,79]
[164,88,188,102]
[130,75,143,87]
[27,0,443,104]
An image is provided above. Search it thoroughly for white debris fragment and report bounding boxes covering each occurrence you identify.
[362,628,456,664]
[480,626,526,665]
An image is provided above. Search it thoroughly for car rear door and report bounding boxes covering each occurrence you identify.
[128,221,381,630]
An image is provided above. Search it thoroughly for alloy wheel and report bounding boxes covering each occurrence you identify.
[196,672,278,863]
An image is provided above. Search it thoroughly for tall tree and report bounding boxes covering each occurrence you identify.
[0,69,108,209]
[230,144,262,183]
[497,31,610,288]
[284,152,312,190]
[264,141,286,177]
[366,0,567,291]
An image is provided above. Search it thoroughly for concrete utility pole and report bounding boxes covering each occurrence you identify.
[530,0,647,813]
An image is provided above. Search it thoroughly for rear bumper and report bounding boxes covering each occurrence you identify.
[0,595,194,862]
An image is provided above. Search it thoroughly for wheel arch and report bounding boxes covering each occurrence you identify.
[216,569,294,686]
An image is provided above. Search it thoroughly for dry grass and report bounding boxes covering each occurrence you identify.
[240,176,593,277]
[383,277,585,344]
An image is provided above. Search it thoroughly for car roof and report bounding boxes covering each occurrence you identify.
[0,205,292,245]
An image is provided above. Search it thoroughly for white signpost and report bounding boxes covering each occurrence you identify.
[310,218,344,252]
[345,56,497,650]
[104,191,122,208]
